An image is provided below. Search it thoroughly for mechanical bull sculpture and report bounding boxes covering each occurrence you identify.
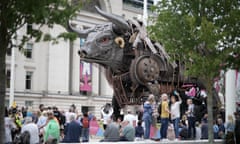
[68,6,183,116]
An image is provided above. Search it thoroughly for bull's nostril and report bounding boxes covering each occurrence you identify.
[78,50,88,58]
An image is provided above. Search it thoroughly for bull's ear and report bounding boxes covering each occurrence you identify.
[114,37,125,48]
[95,6,129,33]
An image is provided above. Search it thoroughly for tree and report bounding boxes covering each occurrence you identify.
[149,0,240,143]
[0,0,81,143]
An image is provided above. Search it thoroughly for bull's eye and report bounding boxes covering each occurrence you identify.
[101,37,109,44]
[96,36,112,46]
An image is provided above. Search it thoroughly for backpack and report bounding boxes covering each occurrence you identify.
[14,131,30,144]
[82,117,89,128]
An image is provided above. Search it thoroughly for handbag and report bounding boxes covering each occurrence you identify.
[167,123,176,140]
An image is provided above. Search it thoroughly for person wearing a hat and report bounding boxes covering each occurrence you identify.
[21,117,39,144]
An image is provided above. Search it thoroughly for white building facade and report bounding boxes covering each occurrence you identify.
[5,0,153,118]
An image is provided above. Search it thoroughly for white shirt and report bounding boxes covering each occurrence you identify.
[101,108,113,125]
[124,113,137,126]
[187,104,195,117]
[65,112,76,123]
[21,123,39,144]
[170,101,182,120]
[5,117,16,143]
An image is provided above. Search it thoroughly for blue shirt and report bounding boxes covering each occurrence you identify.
[218,124,225,133]
[226,122,235,132]
[142,102,153,121]
[135,125,144,137]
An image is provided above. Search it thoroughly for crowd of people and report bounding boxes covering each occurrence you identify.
[99,91,240,143]
[140,91,240,143]
[4,91,240,144]
[4,104,93,144]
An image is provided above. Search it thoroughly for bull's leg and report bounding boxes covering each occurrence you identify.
[112,96,121,120]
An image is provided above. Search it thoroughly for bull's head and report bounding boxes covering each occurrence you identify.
[68,6,130,71]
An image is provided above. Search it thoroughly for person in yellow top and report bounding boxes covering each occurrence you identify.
[160,93,170,139]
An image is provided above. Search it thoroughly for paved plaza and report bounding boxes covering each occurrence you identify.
[61,136,223,144]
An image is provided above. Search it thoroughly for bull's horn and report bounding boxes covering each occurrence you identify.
[95,6,129,33]
[67,21,93,38]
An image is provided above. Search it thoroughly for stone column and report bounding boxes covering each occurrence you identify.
[225,69,237,120]
[92,64,99,96]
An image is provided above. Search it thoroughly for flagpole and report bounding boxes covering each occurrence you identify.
[143,0,148,26]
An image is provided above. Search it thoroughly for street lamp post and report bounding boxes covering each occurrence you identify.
[9,34,17,107]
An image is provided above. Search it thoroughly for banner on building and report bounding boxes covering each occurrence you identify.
[80,38,92,92]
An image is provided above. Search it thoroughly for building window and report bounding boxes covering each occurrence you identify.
[81,0,101,13]
[6,70,11,88]
[5,100,9,107]
[25,43,33,59]
[25,71,33,90]
[25,100,33,107]
[27,23,33,34]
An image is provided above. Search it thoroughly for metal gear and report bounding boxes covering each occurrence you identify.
[130,55,161,85]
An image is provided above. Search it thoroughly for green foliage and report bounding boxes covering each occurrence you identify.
[149,2,239,143]
[0,1,82,143]
[1,0,81,48]
[149,0,240,78]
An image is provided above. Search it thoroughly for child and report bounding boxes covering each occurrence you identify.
[81,113,90,142]
[135,121,144,141]
[195,122,201,140]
